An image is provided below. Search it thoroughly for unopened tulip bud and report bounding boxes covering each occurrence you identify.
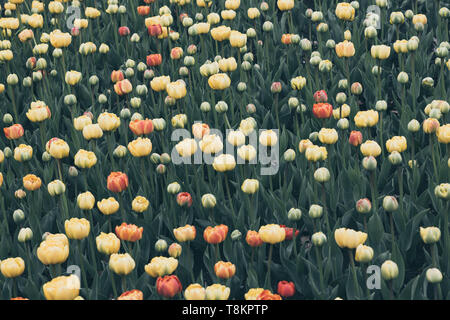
[200,102,211,112]
[381,260,399,280]
[362,156,377,171]
[4,147,12,158]
[397,71,409,84]
[314,167,330,183]
[15,189,26,199]
[13,209,25,223]
[288,97,299,109]
[120,108,131,119]
[3,113,13,124]
[150,153,160,164]
[246,104,256,114]
[422,77,434,88]
[201,194,216,208]
[356,198,372,214]
[283,149,296,162]
[337,118,349,130]
[18,227,33,242]
[98,94,107,104]
[131,113,143,121]
[351,82,363,95]
[231,230,242,241]
[168,243,182,258]
[263,21,273,32]
[215,101,228,113]
[167,182,181,194]
[237,82,247,92]
[388,151,402,165]
[308,204,323,218]
[338,79,348,89]
[355,244,374,263]
[382,196,398,212]
[64,94,77,106]
[312,232,327,246]
[426,268,443,283]
[372,66,382,75]
[68,166,78,177]
[300,39,312,51]
[288,208,302,221]
[375,100,387,111]
[42,151,51,162]
[113,145,127,158]
[155,239,168,252]
[309,132,319,142]
[7,74,19,85]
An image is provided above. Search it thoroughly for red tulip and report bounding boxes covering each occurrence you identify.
[71,27,80,36]
[349,130,363,147]
[313,90,328,103]
[176,192,192,207]
[277,281,295,298]
[156,275,182,298]
[147,24,162,37]
[280,225,299,240]
[4,124,24,140]
[118,26,130,37]
[312,103,333,119]
[107,172,129,193]
[146,54,162,67]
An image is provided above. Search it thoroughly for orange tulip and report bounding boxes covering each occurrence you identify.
[114,79,132,95]
[129,119,154,136]
[23,174,42,191]
[4,124,24,140]
[214,261,236,279]
[117,289,144,300]
[146,54,162,67]
[257,290,282,300]
[115,223,143,242]
[137,6,150,16]
[204,224,228,244]
[107,172,129,193]
[246,230,263,247]
[111,70,124,83]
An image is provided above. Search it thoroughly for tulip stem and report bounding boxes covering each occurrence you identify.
[215,243,220,262]
[390,212,395,254]
[321,184,331,236]
[314,245,325,297]
[110,271,118,299]
[429,135,439,184]
[397,168,405,221]
[348,249,361,299]
[265,244,273,291]
[77,240,89,291]
[121,276,127,293]
[370,171,378,215]
[224,174,236,226]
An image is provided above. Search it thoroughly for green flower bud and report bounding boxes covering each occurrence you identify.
[155,239,168,252]
[283,149,296,162]
[372,65,382,75]
[113,145,127,158]
[120,108,131,119]
[131,112,143,121]
[237,82,247,92]
[337,118,349,130]
[98,94,108,104]
[215,101,228,113]
[288,208,302,221]
[338,79,348,89]
[160,153,171,164]
[157,163,166,174]
[137,62,147,72]
[300,39,312,51]
[150,153,161,164]
[68,166,78,177]
[130,97,141,109]
[200,101,211,112]
[314,167,330,183]
[201,193,217,208]
[3,113,13,124]
[64,94,77,106]
[426,268,443,283]
[4,147,12,158]
[381,260,399,280]
[263,21,273,32]
[388,151,402,165]
[422,77,434,88]
[152,118,167,131]
[407,119,420,132]
[309,131,319,142]
[308,204,323,218]
[13,209,25,223]
[288,97,299,109]
[42,151,52,162]
[241,61,252,71]
[167,182,181,194]
[18,227,33,242]
[22,77,32,87]
[231,229,242,241]
[7,74,19,85]
[382,196,398,212]
[312,232,327,246]
[362,156,377,171]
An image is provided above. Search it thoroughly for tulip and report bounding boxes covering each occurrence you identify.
[305,145,328,162]
[23,174,42,191]
[208,73,231,90]
[318,128,338,144]
[168,243,182,258]
[420,227,441,244]
[37,235,70,265]
[43,275,80,300]
[96,232,120,255]
[151,76,171,91]
[117,289,144,300]
[360,140,381,157]
[0,257,25,278]
[246,230,263,247]
[76,191,95,211]
[146,54,162,67]
[336,2,355,21]
[204,225,229,244]
[74,149,97,169]
[97,197,120,215]
[49,30,72,48]
[312,103,333,119]
[47,180,66,196]
[312,232,327,246]
[426,268,443,284]
[259,130,278,147]
[212,154,236,172]
[386,136,407,153]
[335,40,355,58]
[214,261,236,279]
[18,228,33,242]
[115,223,143,242]
[349,130,363,146]
[211,25,231,41]
[334,228,367,249]
[184,284,206,300]
[107,172,129,193]
[245,288,265,300]
[131,196,149,213]
[109,253,135,275]
[114,79,133,95]
[166,80,187,99]
[145,257,178,277]
[205,284,230,300]
[356,198,372,214]
[277,281,295,298]
[4,124,24,140]
[156,275,182,298]
[355,244,374,263]
[371,45,391,60]
[26,101,51,122]
[98,112,120,132]
[257,290,282,300]
[436,124,450,144]
[173,225,196,242]
[127,137,152,157]
[65,218,90,240]
[381,260,399,280]
[176,192,193,207]
[82,124,103,140]
[258,224,285,244]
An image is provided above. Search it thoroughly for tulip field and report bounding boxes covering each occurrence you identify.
[0,0,449,301]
